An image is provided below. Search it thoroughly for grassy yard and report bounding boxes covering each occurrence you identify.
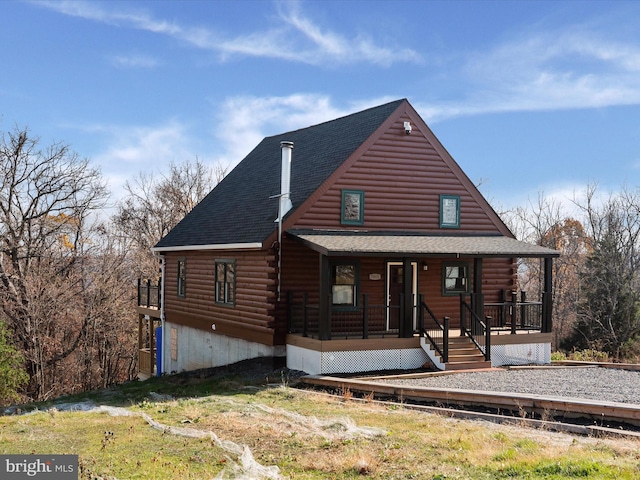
[1,365,639,479]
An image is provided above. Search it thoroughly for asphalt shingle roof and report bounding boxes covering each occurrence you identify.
[288,231,560,258]
[155,99,405,248]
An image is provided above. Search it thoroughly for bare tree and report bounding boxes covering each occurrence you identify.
[503,193,588,350]
[0,126,109,399]
[113,158,224,278]
[540,218,588,350]
[73,223,138,391]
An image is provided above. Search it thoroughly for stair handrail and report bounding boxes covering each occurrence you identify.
[460,299,491,362]
[418,295,449,362]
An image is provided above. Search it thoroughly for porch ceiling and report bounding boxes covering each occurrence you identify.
[288,231,560,258]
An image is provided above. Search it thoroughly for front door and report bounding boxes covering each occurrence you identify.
[386,262,417,330]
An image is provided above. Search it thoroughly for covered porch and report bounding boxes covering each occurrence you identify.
[285,231,559,374]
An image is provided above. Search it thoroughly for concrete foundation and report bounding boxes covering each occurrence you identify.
[163,322,285,374]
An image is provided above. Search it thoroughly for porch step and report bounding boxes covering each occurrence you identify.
[444,337,491,371]
[448,353,486,363]
[445,360,493,371]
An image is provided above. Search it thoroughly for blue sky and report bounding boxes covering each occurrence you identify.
[2,0,639,212]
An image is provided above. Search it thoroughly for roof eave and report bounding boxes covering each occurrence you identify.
[151,242,264,253]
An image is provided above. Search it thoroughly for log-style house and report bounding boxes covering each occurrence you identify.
[138,99,559,377]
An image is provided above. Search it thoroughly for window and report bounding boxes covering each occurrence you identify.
[177,258,186,298]
[332,262,358,306]
[440,194,460,228]
[341,190,364,225]
[215,259,236,306]
[442,262,470,295]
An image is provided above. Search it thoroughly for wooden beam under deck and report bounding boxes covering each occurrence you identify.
[137,306,161,319]
[490,332,552,346]
[286,334,420,352]
[302,374,640,427]
[287,331,551,353]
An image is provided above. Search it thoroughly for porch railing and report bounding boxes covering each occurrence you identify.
[138,278,161,309]
[485,291,543,333]
[287,292,399,339]
[287,290,545,356]
[460,297,491,362]
[417,294,449,362]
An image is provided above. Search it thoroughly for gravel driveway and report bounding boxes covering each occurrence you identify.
[370,366,640,405]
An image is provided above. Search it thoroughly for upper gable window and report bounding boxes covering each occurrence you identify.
[440,194,460,228]
[341,190,364,225]
[177,258,186,298]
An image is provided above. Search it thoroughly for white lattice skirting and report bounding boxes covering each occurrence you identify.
[491,343,551,367]
[287,344,429,375]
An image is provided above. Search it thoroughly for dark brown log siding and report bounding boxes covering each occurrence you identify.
[295,117,501,233]
[280,239,320,304]
[163,250,278,345]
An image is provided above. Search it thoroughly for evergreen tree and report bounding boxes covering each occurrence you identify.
[566,188,640,359]
[0,320,28,405]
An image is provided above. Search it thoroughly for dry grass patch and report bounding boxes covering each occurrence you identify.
[1,374,640,479]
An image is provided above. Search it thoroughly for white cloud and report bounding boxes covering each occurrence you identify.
[417,23,640,123]
[86,121,195,197]
[94,122,190,165]
[274,2,420,66]
[209,94,343,171]
[109,53,160,69]
[33,0,421,67]
[487,32,640,108]
[32,0,183,34]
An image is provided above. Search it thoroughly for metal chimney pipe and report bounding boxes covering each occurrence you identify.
[276,141,293,302]
[279,141,294,218]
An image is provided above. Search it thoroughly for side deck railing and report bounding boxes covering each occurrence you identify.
[138,278,161,309]
[485,291,543,333]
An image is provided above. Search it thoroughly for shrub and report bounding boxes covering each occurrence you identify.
[568,349,610,362]
[0,321,29,405]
